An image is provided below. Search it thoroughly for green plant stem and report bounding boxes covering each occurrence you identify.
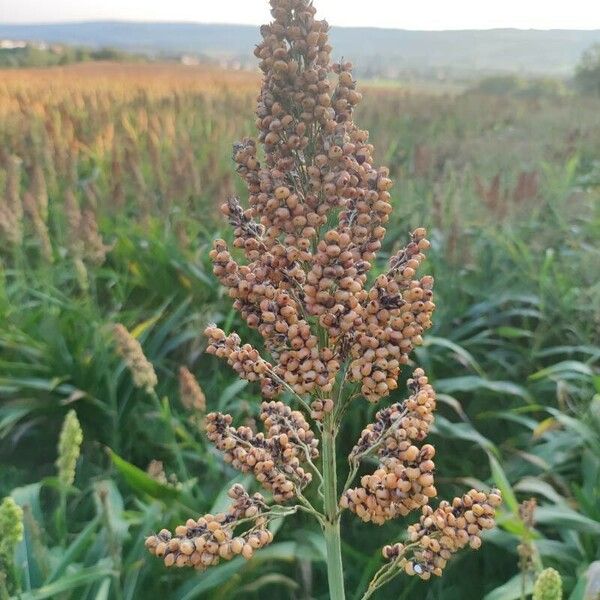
[322,413,346,600]
[54,488,68,544]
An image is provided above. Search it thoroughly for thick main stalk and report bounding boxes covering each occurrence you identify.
[322,414,346,600]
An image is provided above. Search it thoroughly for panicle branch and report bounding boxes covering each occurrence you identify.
[145,484,276,569]
[341,369,437,524]
[205,399,319,502]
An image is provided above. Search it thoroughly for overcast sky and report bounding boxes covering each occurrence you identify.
[1,0,600,29]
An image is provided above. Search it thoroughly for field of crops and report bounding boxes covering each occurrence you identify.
[0,60,599,600]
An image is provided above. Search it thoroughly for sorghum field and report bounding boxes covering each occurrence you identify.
[1,57,599,600]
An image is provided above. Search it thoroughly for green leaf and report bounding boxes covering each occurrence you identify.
[435,376,532,402]
[433,415,497,454]
[484,573,534,600]
[173,558,245,600]
[237,574,299,593]
[423,336,485,375]
[93,480,129,541]
[545,409,598,448]
[529,361,595,382]
[94,577,112,600]
[46,515,101,583]
[496,326,533,339]
[15,564,114,600]
[583,561,600,600]
[513,477,565,505]
[107,448,180,501]
[488,453,519,513]
[535,505,600,535]
[130,315,161,339]
[218,379,249,411]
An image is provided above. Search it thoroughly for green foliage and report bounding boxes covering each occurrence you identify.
[0,67,599,598]
[469,75,566,98]
[0,44,144,68]
[575,44,600,96]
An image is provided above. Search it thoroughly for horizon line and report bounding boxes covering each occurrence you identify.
[2,20,600,33]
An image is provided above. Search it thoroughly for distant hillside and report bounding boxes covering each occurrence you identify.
[0,41,145,68]
[1,22,598,77]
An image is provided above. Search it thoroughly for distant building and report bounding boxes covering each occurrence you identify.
[181,55,200,66]
[0,40,27,49]
[0,39,49,50]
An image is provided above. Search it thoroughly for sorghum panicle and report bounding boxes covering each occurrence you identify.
[341,369,437,524]
[0,496,24,596]
[56,409,83,488]
[30,162,48,222]
[518,498,538,576]
[64,187,83,257]
[0,155,24,246]
[113,323,158,393]
[533,567,563,600]
[0,496,23,563]
[148,0,501,592]
[79,208,111,266]
[23,190,53,262]
[209,0,435,408]
[179,366,206,412]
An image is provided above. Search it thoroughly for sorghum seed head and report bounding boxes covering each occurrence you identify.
[533,568,563,600]
[179,366,206,412]
[55,409,83,488]
[206,0,434,407]
[113,323,158,393]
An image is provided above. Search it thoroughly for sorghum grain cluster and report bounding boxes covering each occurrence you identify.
[398,489,502,579]
[178,366,206,412]
[533,568,563,600]
[205,400,318,502]
[55,409,83,488]
[145,484,273,569]
[209,0,434,407]
[341,369,437,523]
